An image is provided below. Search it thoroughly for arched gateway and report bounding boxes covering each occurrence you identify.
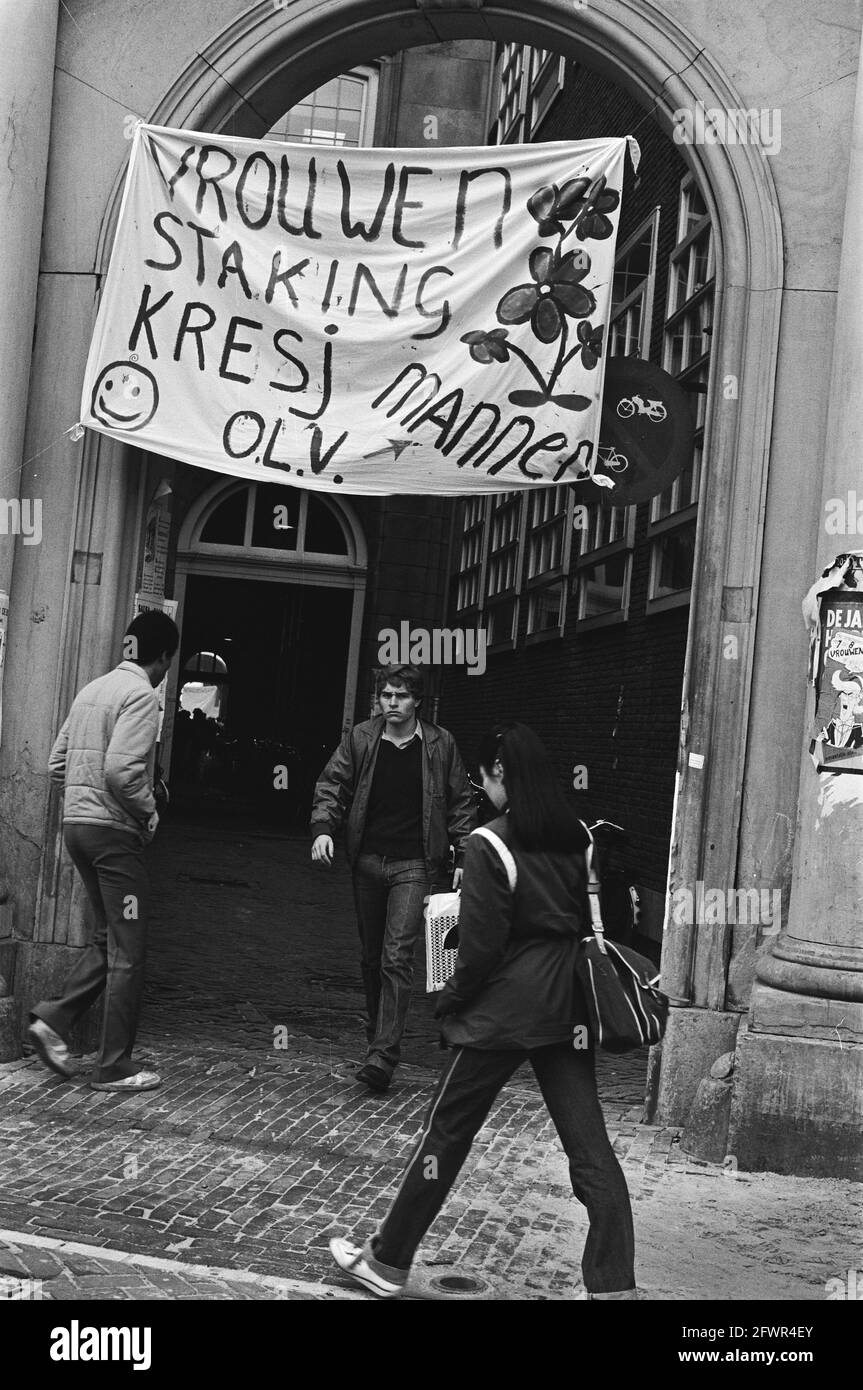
[15,1,782,1125]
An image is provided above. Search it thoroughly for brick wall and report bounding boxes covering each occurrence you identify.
[436,62,696,894]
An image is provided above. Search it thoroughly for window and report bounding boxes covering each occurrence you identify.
[527,48,567,136]
[574,503,635,626]
[489,43,565,144]
[452,490,526,650]
[573,216,658,627]
[609,209,660,359]
[485,493,525,647]
[197,483,349,557]
[268,68,379,148]
[525,484,574,637]
[491,44,528,144]
[648,176,715,610]
[455,495,488,616]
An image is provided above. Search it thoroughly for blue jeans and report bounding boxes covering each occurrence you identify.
[352,854,431,1075]
[371,1041,636,1294]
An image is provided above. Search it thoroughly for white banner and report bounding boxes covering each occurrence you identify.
[80,125,635,495]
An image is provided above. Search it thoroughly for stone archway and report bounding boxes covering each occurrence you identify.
[36,2,783,1079]
[99,0,783,1005]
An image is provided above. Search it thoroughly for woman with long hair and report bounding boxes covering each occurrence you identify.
[330,722,637,1299]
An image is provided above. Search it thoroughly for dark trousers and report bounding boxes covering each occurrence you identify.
[373,1041,636,1294]
[352,854,430,1075]
[32,824,150,1083]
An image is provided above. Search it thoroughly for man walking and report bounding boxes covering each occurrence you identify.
[311,664,474,1092]
[28,609,179,1093]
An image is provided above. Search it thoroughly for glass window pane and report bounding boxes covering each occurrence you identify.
[200,488,248,545]
[653,526,696,597]
[250,484,299,550]
[338,78,365,110]
[529,581,564,633]
[305,496,348,554]
[487,598,516,645]
[579,554,628,618]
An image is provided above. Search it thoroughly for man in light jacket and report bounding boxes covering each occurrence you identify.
[28,610,179,1092]
[311,664,474,1092]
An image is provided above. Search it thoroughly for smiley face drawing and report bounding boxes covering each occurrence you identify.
[91,362,159,431]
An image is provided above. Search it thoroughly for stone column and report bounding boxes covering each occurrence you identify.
[728,24,863,1176]
[0,0,59,601]
[0,0,59,1058]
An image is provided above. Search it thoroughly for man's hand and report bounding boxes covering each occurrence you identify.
[146,811,159,836]
[434,986,460,1020]
[452,866,463,890]
[311,834,334,865]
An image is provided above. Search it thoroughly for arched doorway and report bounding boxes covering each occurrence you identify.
[23,1,784,1075]
[81,0,781,955]
[162,476,367,826]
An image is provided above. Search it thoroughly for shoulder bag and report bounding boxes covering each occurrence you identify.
[576,825,669,1052]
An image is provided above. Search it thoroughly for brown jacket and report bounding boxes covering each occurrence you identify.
[310,715,474,874]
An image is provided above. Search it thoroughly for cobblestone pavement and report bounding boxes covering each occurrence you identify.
[1,815,859,1302]
[1,1041,859,1302]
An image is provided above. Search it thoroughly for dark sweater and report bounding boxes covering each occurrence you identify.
[359,733,423,858]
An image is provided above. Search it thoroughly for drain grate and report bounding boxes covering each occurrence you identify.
[428,1273,489,1297]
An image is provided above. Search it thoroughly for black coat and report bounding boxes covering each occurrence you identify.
[438,814,590,1050]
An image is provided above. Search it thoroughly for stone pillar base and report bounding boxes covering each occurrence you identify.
[15,942,102,1054]
[651,1006,742,1126]
[0,997,20,1060]
[728,1015,863,1178]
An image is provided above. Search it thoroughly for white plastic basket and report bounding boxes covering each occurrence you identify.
[424,890,460,992]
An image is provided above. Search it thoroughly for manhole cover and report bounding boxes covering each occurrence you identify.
[428,1273,489,1297]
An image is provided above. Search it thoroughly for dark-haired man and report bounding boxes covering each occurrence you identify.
[28,610,180,1092]
[311,665,474,1091]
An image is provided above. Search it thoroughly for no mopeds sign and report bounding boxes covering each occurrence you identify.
[583,356,696,506]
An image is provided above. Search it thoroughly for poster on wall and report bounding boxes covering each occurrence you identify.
[810,591,863,775]
[140,484,172,598]
[79,123,637,496]
[133,592,179,742]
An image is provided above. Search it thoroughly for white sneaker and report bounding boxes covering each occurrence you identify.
[90,1070,161,1092]
[329,1236,407,1298]
[28,1019,73,1078]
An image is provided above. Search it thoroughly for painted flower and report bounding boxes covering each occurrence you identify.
[497,247,596,344]
[573,176,620,241]
[460,328,511,363]
[528,179,593,236]
[576,321,604,369]
[527,176,620,241]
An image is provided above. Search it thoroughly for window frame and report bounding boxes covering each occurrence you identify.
[646,174,715,613]
[194,481,351,562]
[483,491,528,651]
[609,207,661,360]
[268,65,380,148]
[527,49,567,137]
[523,484,575,643]
[572,505,637,630]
